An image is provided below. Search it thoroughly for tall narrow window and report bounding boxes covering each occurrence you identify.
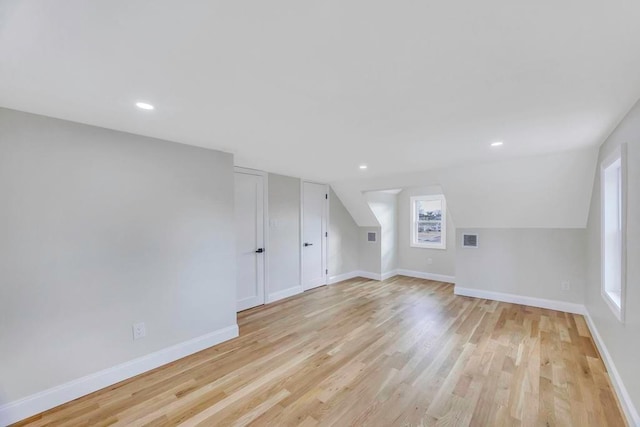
[410,195,446,249]
[601,146,626,321]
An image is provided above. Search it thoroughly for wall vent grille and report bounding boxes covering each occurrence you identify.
[462,234,478,248]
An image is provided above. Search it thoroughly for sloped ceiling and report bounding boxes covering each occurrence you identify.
[332,148,598,228]
[0,1,632,229]
[1,0,639,184]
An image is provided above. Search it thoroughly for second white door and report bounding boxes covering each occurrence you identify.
[302,181,327,290]
[235,169,265,311]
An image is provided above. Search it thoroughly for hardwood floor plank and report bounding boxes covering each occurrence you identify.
[12,277,627,426]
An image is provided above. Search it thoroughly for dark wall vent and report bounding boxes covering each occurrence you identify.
[462,234,478,248]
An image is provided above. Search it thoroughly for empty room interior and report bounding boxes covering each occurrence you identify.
[1,1,640,426]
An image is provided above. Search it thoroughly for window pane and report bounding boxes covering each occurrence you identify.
[416,200,442,221]
[416,221,442,243]
[411,195,446,249]
[603,158,622,308]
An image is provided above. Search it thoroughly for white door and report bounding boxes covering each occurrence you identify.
[235,169,265,311]
[302,181,327,290]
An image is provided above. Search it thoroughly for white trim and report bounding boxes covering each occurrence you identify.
[357,271,410,281]
[453,286,586,315]
[599,144,627,323]
[234,167,269,312]
[299,179,304,291]
[584,310,640,427]
[381,270,398,280]
[300,180,329,291]
[326,188,331,283]
[0,325,239,425]
[601,289,623,323]
[322,182,328,286]
[263,174,270,307]
[328,271,361,284]
[357,271,382,281]
[410,194,447,250]
[396,269,455,284]
[333,269,456,284]
[266,285,304,303]
[328,271,400,284]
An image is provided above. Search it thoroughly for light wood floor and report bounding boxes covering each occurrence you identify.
[15,276,626,426]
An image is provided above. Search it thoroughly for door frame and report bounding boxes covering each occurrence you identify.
[300,180,329,291]
[234,166,269,309]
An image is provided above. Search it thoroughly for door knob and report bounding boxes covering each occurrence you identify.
[304,243,313,247]
[255,248,264,253]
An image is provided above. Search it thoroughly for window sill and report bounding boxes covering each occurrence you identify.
[602,290,624,322]
[410,243,446,250]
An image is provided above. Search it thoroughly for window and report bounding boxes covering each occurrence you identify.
[410,195,446,249]
[601,146,626,321]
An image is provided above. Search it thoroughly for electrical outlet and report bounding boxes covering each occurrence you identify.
[561,281,571,291]
[132,322,146,340]
[427,258,433,265]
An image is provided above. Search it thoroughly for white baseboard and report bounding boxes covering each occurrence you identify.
[328,271,361,284]
[0,324,239,426]
[267,285,303,303]
[329,270,454,284]
[329,271,385,283]
[396,269,455,284]
[381,270,398,281]
[584,311,640,426]
[454,286,586,315]
[357,271,382,281]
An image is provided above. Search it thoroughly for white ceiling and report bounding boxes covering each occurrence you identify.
[332,147,599,227]
[1,0,640,184]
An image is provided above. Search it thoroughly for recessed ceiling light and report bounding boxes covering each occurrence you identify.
[359,165,368,170]
[135,102,155,110]
[491,141,504,147]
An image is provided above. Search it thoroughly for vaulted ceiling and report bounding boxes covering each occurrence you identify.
[332,147,599,227]
[2,1,639,228]
[2,0,640,186]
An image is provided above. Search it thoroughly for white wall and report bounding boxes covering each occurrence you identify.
[267,173,301,296]
[331,172,437,227]
[328,187,359,277]
[455,228,586,304]
[397,186,456,278]
[365,192,398,274]
[266,179,360,296]
[438,149,598,228]
[331,148,598,229]
[0,109,236,404]
[358,227,382,275]
[585,99,640,423]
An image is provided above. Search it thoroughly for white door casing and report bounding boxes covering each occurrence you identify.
[302,181,328,290]
[235,168,267,311]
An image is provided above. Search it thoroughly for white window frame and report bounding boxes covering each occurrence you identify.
[600,145,626,322]
[410,194,446,250]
